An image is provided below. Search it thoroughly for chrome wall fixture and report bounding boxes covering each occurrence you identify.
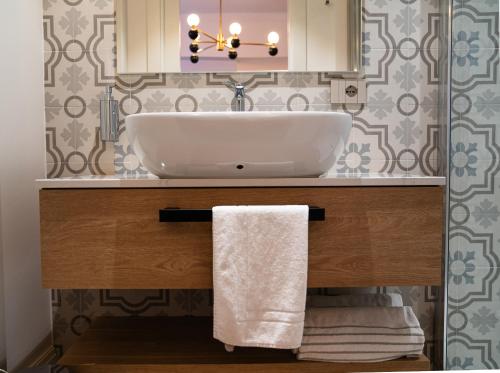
[99,86,119,142]
[186,0,280,63]
[224,81,246,111]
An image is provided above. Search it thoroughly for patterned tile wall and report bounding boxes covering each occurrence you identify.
[42,0,442,364]
[447,0,500,369]
[43,0,441,178]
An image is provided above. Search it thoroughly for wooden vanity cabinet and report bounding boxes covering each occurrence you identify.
[40,186,443,289]
[40,185,443,372]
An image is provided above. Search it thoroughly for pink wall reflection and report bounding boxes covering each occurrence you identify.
[180,0,288,72]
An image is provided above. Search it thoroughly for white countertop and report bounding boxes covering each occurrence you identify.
[37,174,446,189]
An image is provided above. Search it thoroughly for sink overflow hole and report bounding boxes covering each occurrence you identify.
[236,165,244,170]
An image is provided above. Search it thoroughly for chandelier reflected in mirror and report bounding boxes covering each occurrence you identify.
[186,0,280,63]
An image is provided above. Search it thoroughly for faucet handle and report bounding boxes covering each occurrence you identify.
[224,81,244,90]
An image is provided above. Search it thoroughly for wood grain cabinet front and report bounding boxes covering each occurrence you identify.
[40,187,443,289]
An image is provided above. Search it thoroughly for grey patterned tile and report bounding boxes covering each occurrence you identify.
[366,52,406,99]
[75,0,115,48]
[363,0,407,45]
[169,290,213,317]
[97,290,171,316]
[404,54,438,104]
[46,108,79,159]
[189,88,234,111]
[409,0,440,49]
[114,130,148,176]
[88,48,116,85]
[405,103,439,167]
[44,2,77,49]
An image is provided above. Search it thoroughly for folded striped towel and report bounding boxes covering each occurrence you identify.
[297,306,424,363]
[306,293,403,308]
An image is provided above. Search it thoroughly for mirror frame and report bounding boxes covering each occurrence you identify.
[348,0,363,74]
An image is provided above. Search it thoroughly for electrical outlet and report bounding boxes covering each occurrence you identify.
[330,79,366,104]
[344,80,358,104]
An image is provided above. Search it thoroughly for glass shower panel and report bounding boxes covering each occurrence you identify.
[447,0,500,369]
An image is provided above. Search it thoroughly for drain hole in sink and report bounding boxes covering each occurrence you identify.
[236,164,244,170]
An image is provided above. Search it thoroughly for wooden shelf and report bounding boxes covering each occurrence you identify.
[59,317,431,373]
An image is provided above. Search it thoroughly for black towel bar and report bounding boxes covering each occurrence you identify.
[159,206,325,222]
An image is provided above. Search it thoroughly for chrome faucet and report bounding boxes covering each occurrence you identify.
[225,81,246,111]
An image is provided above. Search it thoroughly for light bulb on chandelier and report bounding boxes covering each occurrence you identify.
[267,32,279,56]
[267,31,280,44]
[229,22,242,36]
[187,14,200,27]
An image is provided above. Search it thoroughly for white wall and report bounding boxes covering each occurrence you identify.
[0,1,52,371]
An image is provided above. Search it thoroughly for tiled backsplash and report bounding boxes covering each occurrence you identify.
[43,0,441,363]
[44,0,441,178]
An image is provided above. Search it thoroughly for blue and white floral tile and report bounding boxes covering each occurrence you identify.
[447,335,495,370]
[455,192,500,237]
[448,236,500,304]
[447,266,500,369]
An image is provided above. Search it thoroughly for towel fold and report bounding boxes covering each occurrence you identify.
[298,306,425,363]
[307,293,403,308]
[213,205,309,349]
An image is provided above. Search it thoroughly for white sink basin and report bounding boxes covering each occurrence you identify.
[126,111,352,179]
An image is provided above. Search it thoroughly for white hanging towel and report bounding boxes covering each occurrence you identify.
[212,205,309,349]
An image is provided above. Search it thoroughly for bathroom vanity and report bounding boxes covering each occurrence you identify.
[38,174,445,372]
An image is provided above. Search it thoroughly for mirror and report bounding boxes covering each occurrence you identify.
[116,0,362,74]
